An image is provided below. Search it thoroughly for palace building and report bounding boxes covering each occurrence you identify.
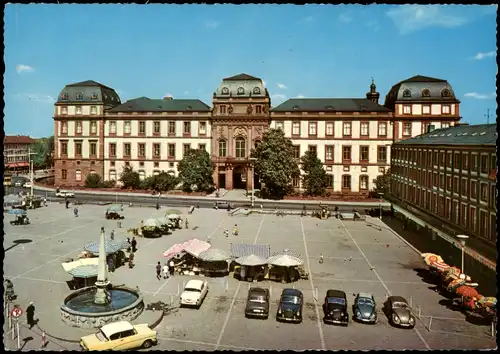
[53,74,462,194]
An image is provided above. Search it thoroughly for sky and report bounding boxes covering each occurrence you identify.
[4,4,498,137]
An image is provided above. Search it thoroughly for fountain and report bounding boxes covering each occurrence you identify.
[60,227,144,328]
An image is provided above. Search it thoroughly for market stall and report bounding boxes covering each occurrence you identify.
[198,248,231,277]
[162,239,211,275]
[142,218,163,237]
[61,258,99,289]
[235,255,267,282]
[156,216,173,235]
[265,253,304,283]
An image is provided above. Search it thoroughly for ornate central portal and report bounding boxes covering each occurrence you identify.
[210,73,270,191]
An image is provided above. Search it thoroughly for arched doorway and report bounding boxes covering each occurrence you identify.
[233,166,246,189]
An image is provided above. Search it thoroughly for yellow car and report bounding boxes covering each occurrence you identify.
[80,321,157,351]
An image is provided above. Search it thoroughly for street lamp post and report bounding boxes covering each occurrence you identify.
[457,235,469,274]
[379,204,382,220]
[249,158,257,208]
[28,148,36,199]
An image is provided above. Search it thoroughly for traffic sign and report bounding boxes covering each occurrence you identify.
[11,307,23,318]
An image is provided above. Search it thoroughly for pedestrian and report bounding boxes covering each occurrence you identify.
[233,224,238,236]
[43,197,47,207]
[128,252,134,268]
[131,237,137,253]
[169,260,175,276]
[223,229,229,237]
[227,203,231,211]
[319,254,324,264]
[66,200,69,209]
[108,256,115,273]
[126,237,131,252]
[163,262,169,279]
[26,302,35,329]
[156,261,162,280]
[74,207,79,217]
[156,202,160,210]
[185,217,189,229]
[196,203,200,209]
[110,230,115,241]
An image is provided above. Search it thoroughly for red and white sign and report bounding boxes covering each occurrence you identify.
[11,307,23,318]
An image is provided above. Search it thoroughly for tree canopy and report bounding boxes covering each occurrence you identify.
[31,136,54,169]
[372,168,391,197]
[251,128,300,198]
[178,149,214,192]
[300,150,328,196]
[120,165,141,189]
[140,172,178,192]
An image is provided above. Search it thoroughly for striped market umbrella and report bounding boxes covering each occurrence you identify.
[84,242,121,255]
[266,254,303,267]
[236,254,267,266]
[156,216,171,225]
[68,265,98,278]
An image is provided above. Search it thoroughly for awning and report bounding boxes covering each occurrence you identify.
[84,242,122,255]
[230,243,270,260]
[267,254,304,267]
[62,258,99,272]
[68,265,99,278]
[236,254,267,266]
[6,162,29,168]
[163,239,211,258]
[199,248,231,262]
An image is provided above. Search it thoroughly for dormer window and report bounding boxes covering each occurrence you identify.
[92,92,98,100]
[441,89,450,97]
[292,105,300,110]
[402,89,411,98]
[253,87,261,94]
[104,94,108,99]
[237,87,245,95]
[76,92,84,100]
[186,105,192,110]
[325,106,334,110]
[61,93,69,100]
[422,89,431,97]
[221,87,229,95]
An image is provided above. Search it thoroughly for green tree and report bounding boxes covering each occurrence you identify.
[31,137,53,169]
[178,149,214,192]
[85,173,102,188]
[372,168,391,197]
[251,128,300,198]
[300,150,328,196]
[120,165,141,189]
[141,172,179,191]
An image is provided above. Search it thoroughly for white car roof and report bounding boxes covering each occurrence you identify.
[357,292,374,299]
[185,279,204,289]
[100,321,134,338]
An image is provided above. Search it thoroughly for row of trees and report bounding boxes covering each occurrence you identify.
[84,128,390,198]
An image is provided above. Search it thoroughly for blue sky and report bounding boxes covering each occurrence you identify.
[4,4,497,137]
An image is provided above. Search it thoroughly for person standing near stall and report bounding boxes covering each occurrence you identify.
[26,302,36,329]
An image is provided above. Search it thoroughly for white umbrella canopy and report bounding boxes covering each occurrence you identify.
[143,218,162,227]
[236,254,267,266]
[267,254,304,267]
[156,216,171,225]
[168,214,181,219]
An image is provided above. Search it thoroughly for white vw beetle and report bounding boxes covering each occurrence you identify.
[180,280,209,308]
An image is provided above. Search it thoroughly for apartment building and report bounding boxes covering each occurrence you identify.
[4,135,36,170]
[390,123,497,244]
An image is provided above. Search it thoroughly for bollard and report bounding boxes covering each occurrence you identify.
[12,319,15,340]
[177,284,180,296]
[17,320,20,349]
[225,279,228,292]
[41,330,46,348]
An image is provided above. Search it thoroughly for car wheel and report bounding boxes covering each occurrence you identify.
[142,340,154,349]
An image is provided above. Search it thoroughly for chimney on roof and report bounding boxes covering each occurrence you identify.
[427,125,435,133]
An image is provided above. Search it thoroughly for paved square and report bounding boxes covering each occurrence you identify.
[3,204,496,350]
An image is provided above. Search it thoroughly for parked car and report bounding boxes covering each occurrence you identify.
[352,292,377,324]
[23,182,32,188]
[384,296,416,329]
[323,289,349,326]
[213,201,232,210]
[245,287,270,319]
[276,289,303,323]
[180,280,209,308]
[80,320,157,351]
[56,190,75,198]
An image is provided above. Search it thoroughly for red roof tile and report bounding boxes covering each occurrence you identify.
[4,136,35,144]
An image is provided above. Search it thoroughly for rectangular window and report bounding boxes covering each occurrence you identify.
[403,105,411,114]
[153,143,160,157]
[168,121,176,135]
[90,142,97,156]
[326,122,334,136]
[76,121,82,134]
[61,106,68,115]
[90,121,97,134]
[422,105,431,115]
[326,175,333,188]
[183,122,191,135]
[461,204,467,227]
[199,122,207,135]
[378,122,387,136]
[90,106,97,115]
[441,121,450,129]
[292,122,300,136]
[109,121,116,134]
[139,122,146,135]
[480,183,488,202]
[461,178,468,197]
[342,175,351,189]
[442,105,451,115]
[76,106,82,115]
[168,144,175,158]
[360,146,369,162]
[292,177,300,188]
[138,143,145,157]
[471,154,478,173]
[325,146,334,161]
[446,176,452,191]
[439,174,444,189]
[308,122,317,136]
[124,143,131,157]
[377,146,387,162]
[470,207,476,232]
[308,145,317,156]
[453,176,459,194]
[153,121,161,134]
[470,180,477,199]
[360,175,368,190]
[218,140,227,157]
[75,142,82,156]
[124,121,131,134]
[109,143,116,157]
[220,105,226,114]
[480,155,488,174]
[447,152,452,168]
[342,146,351,161]
[403,122,412,136]
[445,198,451,220]
[61,141,68,155]
[453,152,460,170]
[343,122,352,136]
[199,143,206,151]
[275,121,284,130]
[256,105,262,114]
[293,145,300,159]
[183,143,191,156]
[440,152,445,166]
[462,152,469,170]
[61,122,68,134]
[62,169,67,180]
[360,122,369,136]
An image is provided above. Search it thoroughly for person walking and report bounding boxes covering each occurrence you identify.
[185,217,189,229]
[169,260,175,276]
[43,197,47,207]
[74,207,79,217]
[131,237,137,253]
[128,252,134,268]
[163,262,169,279]
[126,237,131,252]
[156,262,162,280]
[26,302,35,329]
[233,224,239,236]
[110,230,115,241]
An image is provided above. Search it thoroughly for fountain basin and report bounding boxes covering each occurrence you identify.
[61,286,144,329]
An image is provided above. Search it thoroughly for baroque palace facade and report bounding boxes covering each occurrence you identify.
[53,74,461,194]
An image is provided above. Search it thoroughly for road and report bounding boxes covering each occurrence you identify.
[5,186,387,214]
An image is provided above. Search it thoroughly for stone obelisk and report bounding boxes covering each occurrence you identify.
[94,227,110,304]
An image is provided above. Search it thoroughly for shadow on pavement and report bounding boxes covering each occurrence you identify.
[5,239,33,252]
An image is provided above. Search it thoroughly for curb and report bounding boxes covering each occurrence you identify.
[148,310,166,330]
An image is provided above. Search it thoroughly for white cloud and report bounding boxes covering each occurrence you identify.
[464,92,496,100]
[205,20,220,29]
[472,51,496,60]
[277,83,287,90]
[296,94,305,98]
[271,94,287,104]
[386,5,469,35]
[16,64,35,74]
[339,13,353,23]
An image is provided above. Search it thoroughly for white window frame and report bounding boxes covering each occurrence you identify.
[124,121,131,134]
[90,121,97,134]
[378,122,387,136]
[403,122,412,136]
[109,170,116,181]
[199,121,207,134]
[90,106,97,115]
[442,105,451,114]
[360,122,369,136]
[110,121,117,134]
[76,106,82,115]
[403,105,411,114]
[61,106,68,115]
[343,122,352,136]
[75,169,82,182]
[326,122,334,136]
[76,122,82,134]
[309,122,317,136]
[422,105,431,114]
[325,146,334,160]
[275,121,284,131]
[292,122,300,135]
[360,175,368,190]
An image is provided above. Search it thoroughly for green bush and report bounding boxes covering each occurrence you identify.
[84,173,102,188]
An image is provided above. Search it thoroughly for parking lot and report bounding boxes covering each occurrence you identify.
[3,202,496,350]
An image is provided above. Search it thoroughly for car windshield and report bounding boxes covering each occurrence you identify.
[357,298,374,305]
[282,295,301,304]
[393,302,408,309]
[327,297,346,305]
[249,295,266,303]
[184,287,201,292]
[95,330,108,342]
